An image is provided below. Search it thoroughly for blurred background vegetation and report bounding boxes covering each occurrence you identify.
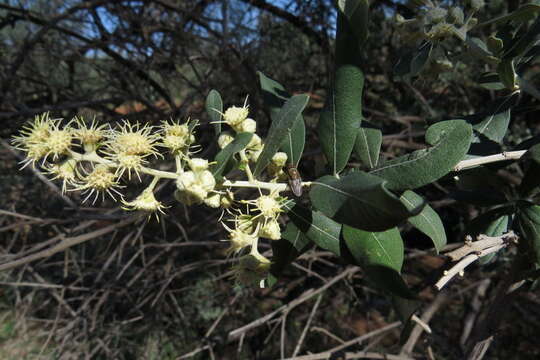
[1,0,539,359]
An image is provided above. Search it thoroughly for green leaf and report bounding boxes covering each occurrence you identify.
[370,120,472,191]
[502,17,540,60]
[258,71,306,166]
[337,0,370,46]
[254,94,309,176]
[517,203,540,268]
[211,132,253,179]
[284,203,342,256]
[479,215,509,264]
[353,124,382,168]
[309,172,423,232]
[470,94,517,143]
[497,59,517,90]
[401,191,446,253]
[477,72,505,90]
[271,222,312,276]
[318,65,364,175]
[343,225,403,270]
[343,226,415,298]
[394,42,433,80]
[476,4,540,27]
[205,89,223,136]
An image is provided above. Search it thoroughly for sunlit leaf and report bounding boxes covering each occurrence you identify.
[309,172,423,231]
[370,120,472,191]
[258,71,306,166]
[205,89,223,135]
[318,65,364,175]
[254,94,309,176]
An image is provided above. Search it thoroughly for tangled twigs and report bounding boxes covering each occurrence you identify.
[435,231,518,290]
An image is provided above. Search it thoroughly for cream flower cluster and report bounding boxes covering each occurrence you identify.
[13,98,297,286]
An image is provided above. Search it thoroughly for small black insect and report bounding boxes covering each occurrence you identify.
[286,163,303,197]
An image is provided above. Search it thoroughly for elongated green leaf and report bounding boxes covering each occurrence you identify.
[497,60,517,90]
[479,214,509,265]
[354,125,382,168]
[401,191,446,253]
[394,42,433,79]
[318,65,364,175]
[517,203,540,268]
[205,89,223,135]
[477,4,540,27]
[309,172,423,232]
[211,132,252,179]
[258,71,306,166]
[343,226,415,298]
[337,0,369,46]
[478,72,505,90]
[471,94,517,143]
[284,203,342,256]
[343,225,403,270]
[370,120,472,191]
[271,222,312,276]
[254,94,309,176]
[502,17,540,60]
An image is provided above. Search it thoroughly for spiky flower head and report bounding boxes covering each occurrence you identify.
[223,99,249,128]
[12,112,54,148]
[71,116,107,150]
[44,126,73,161]
[73,164,123,203]
[12,112,70,167]
[45,158,78,193]
[122,187,166,215]
[223,221,258,255]
[105,121,160,157]
[255,194,283,218]
[160,119,195,154]
[259,218,281,240]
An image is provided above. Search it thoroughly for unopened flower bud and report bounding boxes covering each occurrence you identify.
[218,131,234,149]
[237,118,257,133]
[176,171,196,191]
[247,134,262,150]
[426,7,447,24]
[271,152,288,167]
[189,158,209,172]
[470,0,484,11]
[447,7,464,24]
[204,192,221,208]
[198,170,216,191]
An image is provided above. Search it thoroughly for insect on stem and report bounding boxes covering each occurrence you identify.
[286,163,303,197]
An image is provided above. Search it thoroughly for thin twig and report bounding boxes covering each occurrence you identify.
[435,232,518,290]
[292,294,323,357]
[0,216,138,271]
[454,150,526,171]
